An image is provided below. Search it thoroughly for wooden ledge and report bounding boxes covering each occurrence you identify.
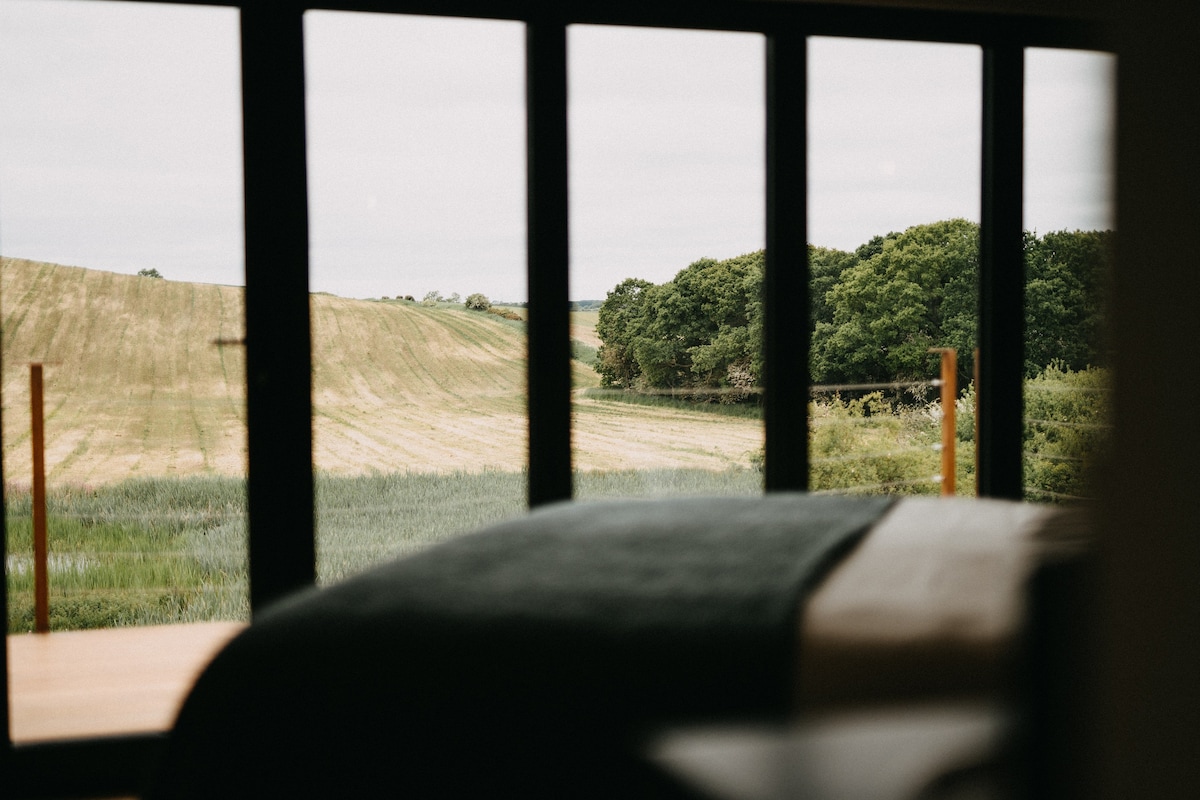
[7,621,245,743]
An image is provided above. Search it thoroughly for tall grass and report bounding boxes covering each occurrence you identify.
[2,458,925,633]
[7,368,1104,633]
[315,469,528,584]
[5,477,248,631]
[809,392,946,495]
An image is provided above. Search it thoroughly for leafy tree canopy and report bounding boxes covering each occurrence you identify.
[595,220,1110,400]
[812,218,978,385]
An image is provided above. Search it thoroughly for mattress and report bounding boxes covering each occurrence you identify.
[149,492,1068,799]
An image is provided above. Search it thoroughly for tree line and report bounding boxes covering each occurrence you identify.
[595,218,1111,399]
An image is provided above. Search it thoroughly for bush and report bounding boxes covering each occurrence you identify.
[465,293,491,311]
[1023,363,1111,501]
[486,306,522,321]
[808,393,941,495]
[137,268,164,279]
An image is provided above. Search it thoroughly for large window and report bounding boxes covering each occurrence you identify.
[1022,47,1115,502]
[807,37,980,495]
[568,25,765,500]
[303,12,529,582]
[0,1,1113,795]
[0,1,248,631]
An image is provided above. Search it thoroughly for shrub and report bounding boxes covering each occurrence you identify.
[1023,363,1111,501]
[486,306,522,321]
[465,292,491,311]
[137,268,164,279]
[808,393,941,495]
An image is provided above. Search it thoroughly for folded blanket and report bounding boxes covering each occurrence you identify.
[150,493,892,799]
[797,496,1059,709]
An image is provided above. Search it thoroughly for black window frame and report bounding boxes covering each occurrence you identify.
[0,1,1112,795]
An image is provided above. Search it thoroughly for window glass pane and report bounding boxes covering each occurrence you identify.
[304,12,526,582]
[569,25,765,500]
[1,0,245,739]
[808,37,980,496]
[1022,48,1115,503]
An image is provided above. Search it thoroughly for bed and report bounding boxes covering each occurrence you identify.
[147,492,1077,799]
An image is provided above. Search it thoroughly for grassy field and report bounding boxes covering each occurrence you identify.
[1,257,770,630]
[6,468,764,631]
[1,258,762,484]
[0,256,1009,632]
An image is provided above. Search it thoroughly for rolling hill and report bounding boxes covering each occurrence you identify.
[1,257,762,486]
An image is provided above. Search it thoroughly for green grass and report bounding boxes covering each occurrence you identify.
[570,339,598,366]
[5,467,763,631]
[580,386,764,418]
[6,370,1105,632]
[315,469,528,583]
[5,477,248,632]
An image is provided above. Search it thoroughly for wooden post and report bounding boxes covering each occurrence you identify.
[930,349,957,496]
[31,363,49,633]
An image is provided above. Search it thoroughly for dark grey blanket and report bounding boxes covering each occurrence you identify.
[151,493,893,799]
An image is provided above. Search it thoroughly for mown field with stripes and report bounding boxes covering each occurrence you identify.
[2,257,762,488]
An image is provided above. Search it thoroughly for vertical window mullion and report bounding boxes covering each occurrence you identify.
[978,44,1025,499]
[241,5,316,609]
[1,476,8,751]
[525,19,572,507]
[764,31,809,492]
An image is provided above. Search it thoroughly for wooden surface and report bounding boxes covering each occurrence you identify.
[7,621,245,742]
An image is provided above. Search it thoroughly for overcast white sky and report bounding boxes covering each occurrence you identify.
[0,0,1114,301]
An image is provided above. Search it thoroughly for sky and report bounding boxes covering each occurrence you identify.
[0,0,1115,302]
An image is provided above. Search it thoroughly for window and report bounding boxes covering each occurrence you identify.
[807,37,980,495]
[1022,47,1115,502]
[0,1,1113,795]
[0,4,247,616]
[303,12,529,581]
[568,25,765,500]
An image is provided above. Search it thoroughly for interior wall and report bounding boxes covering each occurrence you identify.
[1102,1,1200,797]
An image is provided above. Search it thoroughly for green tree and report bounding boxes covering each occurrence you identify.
[809,245,858,329]
[1024,229,1111,376]
[595,278,653,387]
[812,219,979,385]
[617,254,762,394]
[137,268,164,279]
[682,252,763,392]
[593,219,1110,404]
